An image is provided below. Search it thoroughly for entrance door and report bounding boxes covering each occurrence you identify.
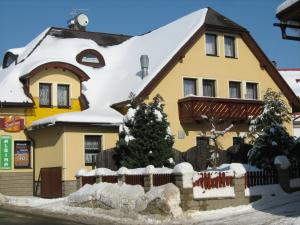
[40,167,62,198]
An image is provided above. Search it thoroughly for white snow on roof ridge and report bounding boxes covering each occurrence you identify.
[0,8,208,125]
[279,70,300,97]
[277,0,299,14]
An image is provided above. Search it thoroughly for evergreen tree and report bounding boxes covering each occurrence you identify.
[115,94,174,168]
[247,89,295,169]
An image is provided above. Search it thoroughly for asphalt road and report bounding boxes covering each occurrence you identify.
[0,207,86,225]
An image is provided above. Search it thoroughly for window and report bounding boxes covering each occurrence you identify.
[206,34,217,56]
[39,83,51,107]
[233,137,244,146]
[229,81,241,98]
[2,52,17,69]
[76,49,105,68]
[57,84,70,108]
[203,79,216,97]
[246,83,258,100]
[183,78,197,96]
[224,36,236,58]
[196,137,209,149]
[85,135,101,166]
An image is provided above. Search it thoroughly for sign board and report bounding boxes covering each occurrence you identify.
[0,116,24,132]
[0,135,12,170]
[14,141,31,168]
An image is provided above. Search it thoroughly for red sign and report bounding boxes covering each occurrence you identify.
[0,116,24,132]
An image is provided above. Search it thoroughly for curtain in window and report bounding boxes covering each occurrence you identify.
[39,84,50,106]
[57,85,68,107]
[184,79,196,96]
[225,36,235,57]
[246,83,257,99]
[206,35,216,55]
[229,82,240,98]
[203,80,215,97]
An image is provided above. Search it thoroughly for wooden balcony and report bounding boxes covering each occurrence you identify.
[178,96,263,123]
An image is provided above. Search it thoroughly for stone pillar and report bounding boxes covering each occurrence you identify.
[276,166,291,193]
[118,174,125,184]
[144,174,152,192]
[96,175,102,183]
[76,176,82,190]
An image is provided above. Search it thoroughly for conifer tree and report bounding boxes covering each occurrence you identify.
[115,94,174,168]
[247,89,295,169]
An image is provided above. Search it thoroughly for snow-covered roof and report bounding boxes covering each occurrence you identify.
[279,69,300,97]
[277,0,300,14]
[0,8,207,127]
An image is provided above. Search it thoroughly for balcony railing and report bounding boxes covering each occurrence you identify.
[178,96,263,123]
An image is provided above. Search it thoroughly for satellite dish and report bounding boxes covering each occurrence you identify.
[76,14,89,27]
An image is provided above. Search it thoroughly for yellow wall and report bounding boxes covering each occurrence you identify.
[148,32,293,152]
[31,125,118,181]
[25,68,82,126]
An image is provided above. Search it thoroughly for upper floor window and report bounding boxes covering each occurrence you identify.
[203,79,216,97]
[246,82,258,100]
[183,78,197,96]
[229,81,241,98]
[57,84,70,108]
[2,52,17,69]
[224,36,236,58]
[76,49,105,68]
[39,83,52,107]
[206,34,217,56]
[85,135,101,166]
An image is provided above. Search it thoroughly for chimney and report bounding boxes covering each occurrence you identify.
[140,55,149,79]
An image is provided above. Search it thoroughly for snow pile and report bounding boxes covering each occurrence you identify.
[173,162,194,174]
[274,155,291,170]
[245,184,285,197]
[67,182,182,217]
[209,163,261,178]
[193,186,235,199]
[137,183,182,217]
[67,183,145,211]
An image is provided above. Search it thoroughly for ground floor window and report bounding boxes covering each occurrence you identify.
[233,137,244,146]
[85,135,102,166]
[14,141,31,169]
[196,136,210,149]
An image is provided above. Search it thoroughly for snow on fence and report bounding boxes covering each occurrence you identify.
[245,170,278,188]
[192,171,235,199]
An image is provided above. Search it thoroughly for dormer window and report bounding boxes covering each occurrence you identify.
[76,49,105,68]
[2,52,17,69]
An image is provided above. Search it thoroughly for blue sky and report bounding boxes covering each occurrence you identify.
[0,0,299,68]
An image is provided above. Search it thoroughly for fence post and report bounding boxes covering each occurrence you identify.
[75,175,82,190]
[117,167,128,185]
[96,175,102,183]
[275,165,291,193]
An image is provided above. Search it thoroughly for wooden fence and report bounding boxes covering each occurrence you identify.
[102,175,118,183]
[153,174,175,186]
[289,160,300,179]
[245,170,278,188]
[82,176,97,186]
[125,175,144,186]
[193,172,233,189]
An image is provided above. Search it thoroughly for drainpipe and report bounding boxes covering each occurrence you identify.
[24,128,36,196]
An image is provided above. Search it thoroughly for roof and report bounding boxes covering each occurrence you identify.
[276,0,300,21]
[1,7,299,127]
[279,69,300,96]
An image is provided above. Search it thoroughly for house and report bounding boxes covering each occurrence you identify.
[275,0,300,41]
[0,7,299,197]
[279,68,300,137]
